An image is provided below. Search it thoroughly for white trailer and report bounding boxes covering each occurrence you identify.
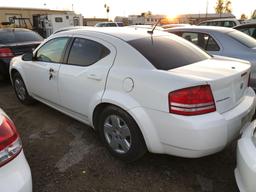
[37,13,83,37]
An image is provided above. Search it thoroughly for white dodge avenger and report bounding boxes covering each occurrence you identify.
[9,27,256,161]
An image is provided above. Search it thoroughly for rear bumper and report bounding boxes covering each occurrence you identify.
[0,58,11,76]
[0,150,32,192]
[130,88,256,158]
[235,120,256,192]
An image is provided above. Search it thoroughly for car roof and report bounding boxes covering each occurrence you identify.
[200,18,238,22]
[97,22,116,24]
[0,28,34,33]
[166,26,235,33]
[59,27,168,42]
[234,23,256,28]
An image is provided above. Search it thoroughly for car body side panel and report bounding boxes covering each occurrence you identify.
[58,35,117,121]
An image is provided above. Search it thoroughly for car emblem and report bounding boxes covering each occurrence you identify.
[240,82,244,90]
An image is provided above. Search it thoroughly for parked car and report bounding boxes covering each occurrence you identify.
[95,22,123,27]
[0,28,43,79]
[234,23,256,39]
[0,108,32,192]
[166,26,256,89]
[10,27,256,161]
[126,25,163,30]
[235,120,256,192]
[198,18,241,28]
[161,23,191,29]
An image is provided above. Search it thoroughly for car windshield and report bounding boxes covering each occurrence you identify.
[228,30,256,48]
[128,35,211,70]
[0,30,43,44]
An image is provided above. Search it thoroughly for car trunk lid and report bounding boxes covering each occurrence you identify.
[7,41,41,56]
[170,58,251,114]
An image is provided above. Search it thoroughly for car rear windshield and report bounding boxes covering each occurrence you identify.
[128,35,210,70]
[0,30,43,44]
[228,30,256,48]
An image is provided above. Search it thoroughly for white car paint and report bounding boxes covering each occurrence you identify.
[10,27,256,158]
[235,120,256,192]
[0,109,32,192]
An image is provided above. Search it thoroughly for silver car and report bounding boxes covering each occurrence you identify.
[166,26,256,89]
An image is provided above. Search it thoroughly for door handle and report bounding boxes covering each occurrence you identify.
[87,73,102,81]
[49,68,54,80]
[49,68,54,73]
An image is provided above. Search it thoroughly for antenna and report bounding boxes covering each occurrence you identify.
[147,18,161,34]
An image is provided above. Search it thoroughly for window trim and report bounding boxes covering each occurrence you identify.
[34,37,71,64]
[64,37,111,67]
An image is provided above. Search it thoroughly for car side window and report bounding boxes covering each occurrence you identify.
[36,37,69,63]
[181,32,206,49]
[205,36,220,51]
[181,32,220,51]
[252,28,256,38]
[67,38,110,66]
[238,28,250,35]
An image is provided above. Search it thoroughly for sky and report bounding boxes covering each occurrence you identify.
[0,0,255,19]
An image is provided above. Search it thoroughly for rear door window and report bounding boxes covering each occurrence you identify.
[67,38,110,66]
[128,35,210,71]
[224,21,236,27]
[181,32,220,51]
[238,27,256,38]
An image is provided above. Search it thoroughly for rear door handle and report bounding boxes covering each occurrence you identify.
[87,73,102,81]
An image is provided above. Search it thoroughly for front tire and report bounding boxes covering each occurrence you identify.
[98,106,147,162]
[13,72,35,105]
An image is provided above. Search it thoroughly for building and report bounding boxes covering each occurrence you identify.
[83,18,109,26]
[0,7,77,27]
[114,16,129,26]
[115,13,236,26]
[124,14,166,25]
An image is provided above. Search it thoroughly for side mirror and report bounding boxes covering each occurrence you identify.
[22,52,34,61]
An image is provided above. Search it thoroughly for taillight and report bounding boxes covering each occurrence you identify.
[169,85,216,116]
[0,48,14,58]
[0,116,22,167]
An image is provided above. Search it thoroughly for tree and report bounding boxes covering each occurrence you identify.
[215,0,225,15]
[240,14,248,20]
[215,0,232,16]
[224,0,232,13]
[252,10,256,19]
[140,11,152,17]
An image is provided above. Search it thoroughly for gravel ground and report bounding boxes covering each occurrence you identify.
[0,80,239,192]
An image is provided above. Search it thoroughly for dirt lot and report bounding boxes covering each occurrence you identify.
[0,80,239,192]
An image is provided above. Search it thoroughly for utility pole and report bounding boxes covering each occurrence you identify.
[206,0,209,18]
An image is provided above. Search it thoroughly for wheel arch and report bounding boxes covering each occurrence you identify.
[92,100,163,153]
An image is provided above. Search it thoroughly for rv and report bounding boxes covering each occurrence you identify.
[34,13,83,37]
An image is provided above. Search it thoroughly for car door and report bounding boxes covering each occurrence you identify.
[58,36,116,122]
[23,37,70,105]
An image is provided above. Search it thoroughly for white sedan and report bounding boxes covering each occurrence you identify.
[0,108,32,192]
[9,27,256,161]
[235,120,256,192]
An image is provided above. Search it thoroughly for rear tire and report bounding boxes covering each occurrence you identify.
[98,106,147,162]
[13,72,35,105]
